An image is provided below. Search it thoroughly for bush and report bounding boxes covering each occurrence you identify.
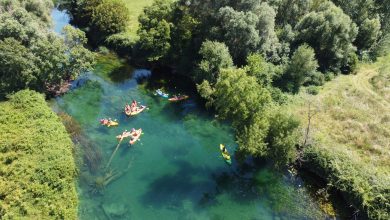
[0,90,77,219]
[304,146,390,219]
[105,32,134,55]
[306,86,319,95]
[91,0,129,36]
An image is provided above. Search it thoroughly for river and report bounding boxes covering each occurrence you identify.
[51,8,330,220]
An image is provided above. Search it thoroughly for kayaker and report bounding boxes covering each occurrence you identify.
[125,104,130,112]
[221,145,227,153]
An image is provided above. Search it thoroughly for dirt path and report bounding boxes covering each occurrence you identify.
[352,66,390,109]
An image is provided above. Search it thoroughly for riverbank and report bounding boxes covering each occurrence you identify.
[290,56,390,219]
[0,90,78,219]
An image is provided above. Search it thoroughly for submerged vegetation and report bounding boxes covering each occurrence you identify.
[0,90,77,219]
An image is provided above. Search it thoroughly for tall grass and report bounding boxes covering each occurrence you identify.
[289,55,390,219]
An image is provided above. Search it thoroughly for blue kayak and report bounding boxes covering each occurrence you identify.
[156,89,169,98]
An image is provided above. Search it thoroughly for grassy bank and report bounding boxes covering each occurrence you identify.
[0,90,78,219]
[122,0,154,38]
[290,56,390,219]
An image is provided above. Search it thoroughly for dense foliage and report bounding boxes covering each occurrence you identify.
[65,0,130,44]
[0,0,94,98]
[0,90,78,219]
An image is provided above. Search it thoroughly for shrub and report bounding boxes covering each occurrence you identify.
[0,90,77,219]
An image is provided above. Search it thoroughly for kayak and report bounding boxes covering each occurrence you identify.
[100,119,118,127]
[219,144,232,165]
[116,130,134,140]
[168,95,189,102]
[107,121,118,127]
[129,129,142,145]
[125,105,147,116]
[156,89,169,98]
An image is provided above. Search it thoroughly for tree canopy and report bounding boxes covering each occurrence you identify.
[295,1,358,72]
[0,0,94,98]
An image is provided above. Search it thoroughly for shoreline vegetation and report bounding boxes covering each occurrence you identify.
[293,56,390,219]
[0,90,78,219]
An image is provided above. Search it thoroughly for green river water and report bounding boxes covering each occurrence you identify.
[51,9,330,220]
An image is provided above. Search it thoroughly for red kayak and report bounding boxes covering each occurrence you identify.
[168,95,189,102]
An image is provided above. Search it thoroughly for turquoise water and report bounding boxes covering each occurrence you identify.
[51,55,325,220]
[51,9,327,220]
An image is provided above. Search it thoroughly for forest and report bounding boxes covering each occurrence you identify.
[0,0,389,219]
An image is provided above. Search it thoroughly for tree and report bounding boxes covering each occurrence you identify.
[267,111,300,169]
[253,2,281,62]
[284,44,319,93]
[67,0,103,28]
[237,112,270,157]
[273,0,313,27]
[91,0,129,36]
[332,0,382,51]
[196,80,215,108]
[217,7,260,64]
[62,25,95,79]
[0,8,46,47]
[0,4,94,97]
[197,40,233,83]
[356,17,382,50]
[137,0,173,61]
[213,68,273,157]
[0,38,38,97]
[295,1,358,72]
[244,53,274,86]
[214,68,272,127]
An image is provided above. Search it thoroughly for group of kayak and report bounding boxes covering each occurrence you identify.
[99,90,232,164]
[99,100,147,145]
[155,89,189,102]
[116,128,143,145]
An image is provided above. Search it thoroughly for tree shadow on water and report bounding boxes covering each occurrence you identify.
[138,160,265,213]
[139,160,217,209]
[107,65,134,83]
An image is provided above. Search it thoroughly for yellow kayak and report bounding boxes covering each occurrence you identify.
[220,144,232,165]
[100,119,119,127]
[107,121,118,127]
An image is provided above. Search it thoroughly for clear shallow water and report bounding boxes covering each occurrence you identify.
[50,54,325,220]
[51,9,327,220]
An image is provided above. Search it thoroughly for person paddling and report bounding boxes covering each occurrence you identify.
[130,100,138,112]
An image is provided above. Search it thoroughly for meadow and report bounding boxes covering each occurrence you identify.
[289,55,390,219]
[122,0,154,38]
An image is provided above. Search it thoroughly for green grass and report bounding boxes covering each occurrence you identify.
[121,0,154,38]
[0,90,78,219]
[288,56,390,219]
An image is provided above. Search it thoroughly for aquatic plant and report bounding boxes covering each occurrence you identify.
[57,112,83,140]
[79,138,103,174]
[89,169,121,195]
